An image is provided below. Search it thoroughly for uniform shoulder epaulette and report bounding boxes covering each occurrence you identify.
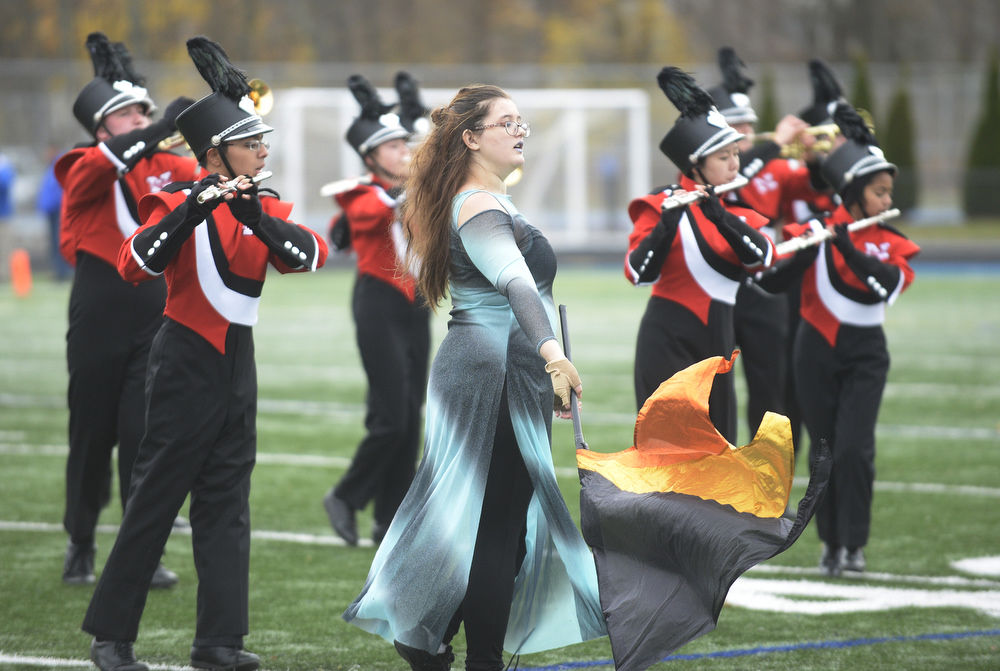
[650,183,681,196]
[162,181,195,193]
[258,187,281,200]
[877,221,909,239]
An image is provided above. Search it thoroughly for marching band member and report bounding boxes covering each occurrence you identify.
[82,37,328,671]
[757,102,919,577]
[57,32,200,589]
[708,51,841,446]
[626,67,774,443]
[322,72,431,547]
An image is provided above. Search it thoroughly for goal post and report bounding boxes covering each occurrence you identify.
[272,87,650,253]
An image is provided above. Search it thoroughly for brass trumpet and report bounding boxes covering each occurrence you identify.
[157,133,188,151]
[158,78,273,151]
[247,78,273,116]
[757,123,841,159]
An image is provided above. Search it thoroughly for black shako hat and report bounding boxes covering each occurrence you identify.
[345,74,410,158]
[175,37,273,160]
[706,47,758,125]
[799,59,846,126]
[657,66,744,176]
[72,33,156,136]
[821,101,896,194]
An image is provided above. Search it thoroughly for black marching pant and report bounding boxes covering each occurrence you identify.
[443,388,534,671]
[733,280,789,440]
[782,279,805,455]
[83,320,257,646]
[793,320,889,550]
[64,253,165,545]
[634,296,737,444]
[335,275,430,526]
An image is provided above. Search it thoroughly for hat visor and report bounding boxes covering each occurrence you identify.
[102,93,156,121]
[225,119,274,142]
[690,127,745,164]
[722,110,758,125]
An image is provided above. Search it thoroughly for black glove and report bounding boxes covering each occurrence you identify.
[754,246,817,293]
[832,222,856,255]
[700,195,770,266]
[161,96,195,130]
[186,173,226,213]
[698,193,734,227]
[329,212,351,252]
[227,182,263,229]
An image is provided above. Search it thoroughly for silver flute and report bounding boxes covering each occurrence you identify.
[196,171,273,204]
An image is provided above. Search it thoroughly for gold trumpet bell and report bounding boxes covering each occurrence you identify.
[248,78,273,116]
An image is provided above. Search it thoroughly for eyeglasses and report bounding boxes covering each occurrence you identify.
[473,120,531,138]
[226,139,270,152]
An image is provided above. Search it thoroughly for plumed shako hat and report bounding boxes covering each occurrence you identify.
[345,74,410,158]
[706,47,758,125]
[73,33,156,136]
[657,66,744,176]
[821,102,897,195]
[798,59,845,126]
[175,37,273,160]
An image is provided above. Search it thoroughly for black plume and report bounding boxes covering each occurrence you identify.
[833,101,878,146]
[112,41,145,86]
[808,58,843,105]
[348,74,394,119]
[657,66,716,118]
[186,36,250,101]
[85,32,127,82]
[718,47,753,94]
[394,71,428,129]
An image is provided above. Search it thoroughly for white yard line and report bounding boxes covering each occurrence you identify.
[3,441,1000,497]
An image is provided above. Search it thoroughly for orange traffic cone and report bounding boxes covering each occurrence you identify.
[11,248,32,297]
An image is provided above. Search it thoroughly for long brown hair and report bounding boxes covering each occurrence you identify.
[402,84,509,306]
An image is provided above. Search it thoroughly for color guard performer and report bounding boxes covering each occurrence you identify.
[756,102,919,577]
[57,32,200,588]
[626,67,774,443]
[82,37,328,671]
[322,73,431,547]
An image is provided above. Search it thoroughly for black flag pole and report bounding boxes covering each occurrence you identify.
[558,304,588,451]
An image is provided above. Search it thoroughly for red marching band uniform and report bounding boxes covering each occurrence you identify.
[334,178,416,301]
[58,147,200,268]
[119,187,325,352]
[626,173,773,323]
[783,204,919,349]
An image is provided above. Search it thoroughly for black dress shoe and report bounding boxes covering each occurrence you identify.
[150,563,179,589]
[842,547,866,573]
[63,540,96,585]
[818,543,842,578]
[393,640,454,671]
[190,645,260,671]
[90,638,149,671]
[323,489,357,546]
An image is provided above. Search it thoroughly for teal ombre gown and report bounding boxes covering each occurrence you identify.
[343,190,607,654]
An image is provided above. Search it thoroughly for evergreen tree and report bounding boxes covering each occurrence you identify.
[850,50,878,133]
[757,68,779,135]
[882,66,918,213]
[962,48,1000,218]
